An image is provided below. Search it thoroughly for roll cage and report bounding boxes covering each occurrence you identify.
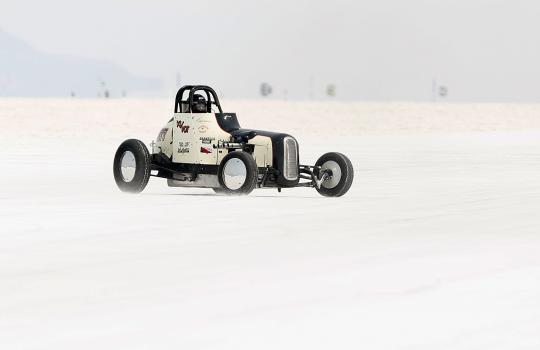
[174,85,223,113]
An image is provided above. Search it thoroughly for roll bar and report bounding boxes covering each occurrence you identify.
[174,85,223,113]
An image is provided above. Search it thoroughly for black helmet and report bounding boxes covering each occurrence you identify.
[191,94,207,113]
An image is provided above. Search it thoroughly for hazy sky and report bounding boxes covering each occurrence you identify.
[1,0,540,101]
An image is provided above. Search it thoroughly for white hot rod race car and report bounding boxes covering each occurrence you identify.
[113,85,354,196]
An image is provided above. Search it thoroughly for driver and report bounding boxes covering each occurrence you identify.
[191,94,208,113]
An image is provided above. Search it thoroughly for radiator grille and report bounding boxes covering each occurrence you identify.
[283,137,299,180]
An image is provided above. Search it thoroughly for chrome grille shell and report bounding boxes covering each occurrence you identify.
[283,137,299,180]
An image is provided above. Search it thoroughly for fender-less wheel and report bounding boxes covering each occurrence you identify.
[217,151,258,195]
[315,152,354,197]
[113,139,151,193]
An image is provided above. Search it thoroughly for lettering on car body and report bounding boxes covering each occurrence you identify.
[176,120,190,133]
[199,136,215,144]
[177,142,190,154]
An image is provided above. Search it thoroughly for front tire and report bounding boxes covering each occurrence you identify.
[113,139,151,193]
[315,152,354,197]
[217,151,258,195]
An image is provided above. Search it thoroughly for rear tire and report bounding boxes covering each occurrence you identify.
[315,152,354,197]
[113,139,151,193]
[217,151,258,195]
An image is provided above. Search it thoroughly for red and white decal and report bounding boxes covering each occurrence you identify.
[200,146,212,154]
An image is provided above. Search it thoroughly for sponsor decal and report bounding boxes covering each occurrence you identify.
[156,128,168,142]
[198,125,209,133]
[177,141,190,154]
[199,136,215,144]
[200,146,213,154]
[224,115,232,120]
[176,120,190,133]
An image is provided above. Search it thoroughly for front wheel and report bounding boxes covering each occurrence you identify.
[217,151,258,195]
[113,139,151,193]
[315,152,354,197]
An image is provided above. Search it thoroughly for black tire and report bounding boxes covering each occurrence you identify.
[113,139,151,193]
[315,152,354,197]
[217,151,258,195]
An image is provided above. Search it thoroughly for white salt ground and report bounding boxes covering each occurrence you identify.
[1,99,539,349]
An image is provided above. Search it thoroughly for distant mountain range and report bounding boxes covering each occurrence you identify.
[0,30,161,97]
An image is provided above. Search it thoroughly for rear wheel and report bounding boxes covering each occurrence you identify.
[315,152,354,197]
[217,151,258,195]
[113,139,151,193]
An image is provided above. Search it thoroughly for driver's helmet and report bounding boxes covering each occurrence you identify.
[191,94,207,113]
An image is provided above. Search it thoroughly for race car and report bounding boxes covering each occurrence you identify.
[113,85,354,196]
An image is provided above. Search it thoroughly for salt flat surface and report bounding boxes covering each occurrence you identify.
[1,99,540,349]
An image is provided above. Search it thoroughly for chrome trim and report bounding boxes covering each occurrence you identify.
[120,151,136,182]
[283,137,299,180]
[223,158,247,190]
[167,174,220,188]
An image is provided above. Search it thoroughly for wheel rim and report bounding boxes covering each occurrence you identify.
[321,160,342,189]
[120,151,136,182]
[223,158,247,190]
